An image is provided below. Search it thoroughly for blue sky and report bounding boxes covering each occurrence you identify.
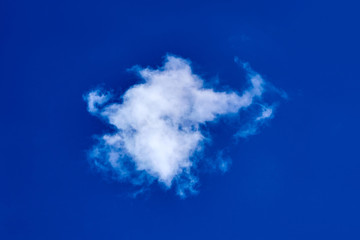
[1,0,360,239]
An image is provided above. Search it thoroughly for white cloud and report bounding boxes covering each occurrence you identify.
[84,89,111,114]
[236,105,275,138]
[256,106,273,121]
[85,55,281,197]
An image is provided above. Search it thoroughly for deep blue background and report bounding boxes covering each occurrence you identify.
[1,0,360,239]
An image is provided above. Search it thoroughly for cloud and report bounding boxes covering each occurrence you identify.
[85,55,282,197]
[85,89,112,114]
[236,104,275,138]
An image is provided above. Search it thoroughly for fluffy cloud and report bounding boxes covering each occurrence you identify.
[85,55,281,197]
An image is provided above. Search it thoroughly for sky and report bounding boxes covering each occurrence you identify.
[1,0,360,239]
